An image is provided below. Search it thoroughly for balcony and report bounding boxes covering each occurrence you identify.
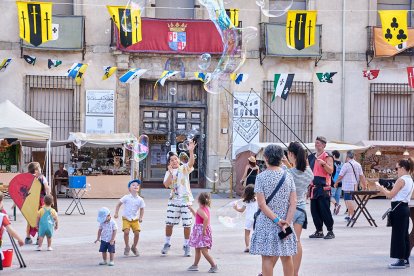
[21,15,85,57]
[366,26,414,66]
[259,23,322,65]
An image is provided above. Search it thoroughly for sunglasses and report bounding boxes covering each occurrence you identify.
[395,167,401,170]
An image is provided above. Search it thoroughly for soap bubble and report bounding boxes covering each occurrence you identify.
[257,0,293,18]
[120,0,145,33]
[194,154,197,160]
[198,53,211,71]
[169,87,177,95]
[255,0,265,8]
[134,134,149,162]
[187,129,199,141]
[206,171,219,183]
[165,141,170,147]
[179,152,189,164]
[178,140,190,151]
[217,200,245,228]
[202,134,206,139]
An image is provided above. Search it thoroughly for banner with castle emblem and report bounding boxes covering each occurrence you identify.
[232,92,261,159]
[116,18,223,54]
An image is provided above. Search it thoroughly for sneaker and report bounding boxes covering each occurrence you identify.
[124,247,130,256]
[47,247,53,251]
[404,259,410,267]
[309,231,324,238]
[99,261,107,265]
[388,259,406,269]
[183,245,191,257]
[187,265,199,271]
[334,204,341,215]
[131,247,139,256]
[324,231,335,239]
[344,216,350,221]
[108,261,115,266]
[25,237,33,245]
[161,243,171,255]
[208,264,218,273]
[35,246,41,251]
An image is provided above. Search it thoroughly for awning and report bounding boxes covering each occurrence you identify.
[357,140,414,147]
[68,132,137,148]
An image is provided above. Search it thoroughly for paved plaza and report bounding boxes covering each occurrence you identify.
[1,189,413,275]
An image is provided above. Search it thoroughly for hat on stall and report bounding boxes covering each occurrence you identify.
[248,156,256,163]
[97,207,110,223]
[128,179,142,188]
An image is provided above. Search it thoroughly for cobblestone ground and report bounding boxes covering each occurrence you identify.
[1,189,413,275]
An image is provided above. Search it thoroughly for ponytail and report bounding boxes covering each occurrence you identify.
[409,157,414,174]
[288,142,307,172]
[398,157,414,174]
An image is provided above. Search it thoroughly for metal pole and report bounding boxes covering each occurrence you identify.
[211,169,217,194]
[228,172,233,199]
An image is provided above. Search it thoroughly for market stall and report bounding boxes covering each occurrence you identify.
[67,132,137,198]
[356,140,414,198]
[234,141,369,195]
[0,100,52,185]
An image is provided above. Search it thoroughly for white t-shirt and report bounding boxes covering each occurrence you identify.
[243,200,258,221]
[99,219,118,242]
[163,164,194,204]
[392,175,414,203]
[120,194,145,221]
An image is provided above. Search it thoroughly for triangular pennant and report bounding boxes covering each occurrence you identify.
[230,73,249,84]
[23,55,36,65]
[194,72,211,83]
[316,72,337,83]
[48,59,62,69]
[379,10,408,47]
[363,70,380,80]
[17,1,53,47]
[272,74,295,101]
[102,66,118,80]
[66,63,88,84]
[154,70,180,88]
[0,58,12,72]
[119,68,147,83]
[107,5,142,48]
[286,10,317,50]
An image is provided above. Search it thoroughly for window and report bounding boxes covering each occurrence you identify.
[369,84,414,141]
[263,81,313,143]
[377,0,412,26]
[155,0,194,19]
[25,75,81,164]
[269,0,307,24]
[38,0,73,15]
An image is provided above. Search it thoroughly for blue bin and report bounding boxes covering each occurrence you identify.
[69,176,86,189]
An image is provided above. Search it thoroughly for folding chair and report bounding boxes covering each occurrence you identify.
[65,176,86,215]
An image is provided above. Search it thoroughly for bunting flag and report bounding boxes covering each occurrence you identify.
[216,9,234,30]
[23,55,36,65]
[102,66,118,80]
[286,10,317,50]
[0,58,12,72]
[119,68,147,83]
[66,63,88,85]
[316,72,337,83]
[363,70,380,80]
[17,1,53,47]
[407,67,414,88]
[272,74,295,101]
[230,73,249,84]
[194,72,211,83]
[225,9,239,27]
[379,10,408,46]
[48,59,62,69]
[107,5,142,48]
[154,70,180,88]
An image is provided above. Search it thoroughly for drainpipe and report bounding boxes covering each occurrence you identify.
[341,0,346,141]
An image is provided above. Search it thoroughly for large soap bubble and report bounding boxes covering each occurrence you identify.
[198,0,258,95]
[121,0,146,32]
[123,134,149,162]
[217,200,245,228]
[256,0,293,18]
[198,53,212,71]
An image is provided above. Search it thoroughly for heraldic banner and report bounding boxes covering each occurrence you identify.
[116,18,223,54]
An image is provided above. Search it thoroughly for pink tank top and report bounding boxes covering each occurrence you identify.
[312,151,331,186]
[195,206,210,225]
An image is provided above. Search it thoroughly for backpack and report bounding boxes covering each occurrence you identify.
[332,161,342,183]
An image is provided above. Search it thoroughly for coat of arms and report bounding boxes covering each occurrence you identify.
[168,22,187,51]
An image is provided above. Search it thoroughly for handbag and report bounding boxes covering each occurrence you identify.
[242,168,256,187]
[253,171,287,230]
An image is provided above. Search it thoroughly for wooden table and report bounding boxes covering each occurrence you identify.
[347,190,380,227]
[409,205,414,255]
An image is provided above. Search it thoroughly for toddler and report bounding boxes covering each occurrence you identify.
[36,195,58,251]
[233,184,258,252]
[95,207,117,266]
[187,192,218,273]
[114,179,145,256]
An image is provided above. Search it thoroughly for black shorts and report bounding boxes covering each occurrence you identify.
[99,240,115,253]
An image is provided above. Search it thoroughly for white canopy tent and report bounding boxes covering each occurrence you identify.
[0,100,52,180]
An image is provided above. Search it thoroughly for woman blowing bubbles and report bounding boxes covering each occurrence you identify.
[376,158,414,269]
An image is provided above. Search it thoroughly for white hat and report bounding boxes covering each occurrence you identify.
[97,207,110,223]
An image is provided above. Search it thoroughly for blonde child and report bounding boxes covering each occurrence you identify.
[187,192,218,273]
[36,195,58,251]
[95,207,117,266]
[233,184,258,253]
[114,179,145,256]
[0,192,24,271]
